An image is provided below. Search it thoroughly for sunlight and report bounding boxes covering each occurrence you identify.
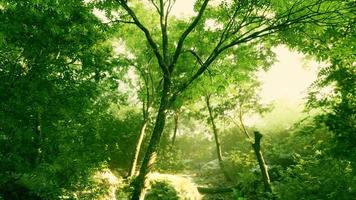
[258,45,319,104]
[170,0,231,17]
[170,0,195,17]
[4,1,352,199]
[93,169,121,200]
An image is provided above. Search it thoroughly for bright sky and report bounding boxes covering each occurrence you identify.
[258,46,319,104]
[171,0,195,17]
[247,48,320,128]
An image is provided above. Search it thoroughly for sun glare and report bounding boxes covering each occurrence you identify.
[258,45,319,104]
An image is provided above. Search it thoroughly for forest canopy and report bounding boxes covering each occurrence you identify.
[0,0,355,199]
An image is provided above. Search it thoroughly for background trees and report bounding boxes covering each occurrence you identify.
[107,0,352,199]
[0,0,355,199]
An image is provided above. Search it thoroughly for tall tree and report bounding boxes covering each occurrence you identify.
[306,20,355,168]
[100,0,353,198]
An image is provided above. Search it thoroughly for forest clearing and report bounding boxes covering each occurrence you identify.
[1,0,355,199]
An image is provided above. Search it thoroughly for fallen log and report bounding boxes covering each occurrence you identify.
[197,186,235,194]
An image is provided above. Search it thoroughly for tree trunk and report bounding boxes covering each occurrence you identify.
[206,95,231,181]
[131,77,171,200]
[128,62,153,178]
[206,95,223,162]
[171,109,180,147]
[128,120,148,178]
[252,131,272,193]
[34,111,43,165]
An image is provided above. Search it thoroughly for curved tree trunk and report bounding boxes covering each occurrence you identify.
[131,77,171,200]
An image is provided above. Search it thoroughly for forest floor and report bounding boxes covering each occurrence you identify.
[95,167,235,199]
[144,171,235,200]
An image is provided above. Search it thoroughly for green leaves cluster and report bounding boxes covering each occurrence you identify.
[0,0,132,198]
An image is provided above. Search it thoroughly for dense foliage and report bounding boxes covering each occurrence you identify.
[0,0,139,199]
[0,0,354,199]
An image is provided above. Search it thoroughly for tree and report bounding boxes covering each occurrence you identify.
[224,78,275,192]
[0,0,121,198]
[305,19,356,168]
[100,0,353,198]
[274,0,355,169]
[205,94,231,181]
[170,107,181,148]
[125,57,157,178]
[252,131,272,193]
[201,75,273,192]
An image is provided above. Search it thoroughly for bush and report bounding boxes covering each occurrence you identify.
[145,181,179,200]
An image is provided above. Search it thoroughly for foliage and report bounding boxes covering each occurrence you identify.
[269,120,356,199]
[0,0,132,198]
[145,181,179,200]
[280,0,356,165]
[156,147,185,173]
[275,155,355,200]
[307,57,356,164]
[0,0,355,199]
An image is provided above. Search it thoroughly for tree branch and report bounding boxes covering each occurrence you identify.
[116,0,168,74]
[106,19,135,25]
[159,0,169,64]
[185,49,203,66]
[169,0,350,105]
[170,0,210,71]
